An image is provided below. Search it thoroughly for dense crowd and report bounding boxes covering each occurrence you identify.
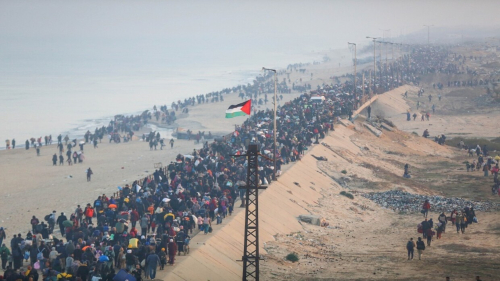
[1,44,482,281]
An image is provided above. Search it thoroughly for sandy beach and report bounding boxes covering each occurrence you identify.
[0,51,353,235]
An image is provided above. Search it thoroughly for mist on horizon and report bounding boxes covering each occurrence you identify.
[1,0,499,75]
[1,0,499,142]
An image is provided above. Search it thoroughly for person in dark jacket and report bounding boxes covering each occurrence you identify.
[76,261,90,281]
[158,248,167,270]
[146,252,160,279]
[52,154,58,166]
[406,238,415,260]
[87,168,93,182]
[132,264,143,281]
[421,219,429,238]
[416,237,425,260]
[125,250,136,271]
[0,244,11,269]
[56,213,68,237]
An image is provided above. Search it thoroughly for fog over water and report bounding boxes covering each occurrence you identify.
[1,0,499,143]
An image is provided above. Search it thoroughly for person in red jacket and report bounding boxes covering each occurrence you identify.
[129,227,138,238]
[167,239,177,265]
[130,209,140,228]
[84,204,94,225]
[422,200,430,218]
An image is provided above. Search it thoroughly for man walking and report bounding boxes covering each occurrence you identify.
[422,200,430,218]
[87,168,93,182]
[140,214,149,236]
[416,237,425,260]
[406,238,415,260]
[421,219,430,238]
[146,251,160,279]
[56,212,67,237]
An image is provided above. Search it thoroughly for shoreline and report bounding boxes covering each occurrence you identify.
[0,48,351,236]
[1,48,354,149]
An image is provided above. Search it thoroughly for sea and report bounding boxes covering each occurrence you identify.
[0,40,351,149]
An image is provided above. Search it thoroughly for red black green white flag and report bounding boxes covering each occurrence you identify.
[225,99,251,118]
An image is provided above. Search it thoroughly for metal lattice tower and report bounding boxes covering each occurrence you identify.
[239,144,267,281]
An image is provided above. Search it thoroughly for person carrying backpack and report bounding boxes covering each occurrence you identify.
[406,238,415,260]
[75,205,84,224]
[93,197,103,212]
[31,216,40,232]
[416,237,425,260]
[47,211,56,234]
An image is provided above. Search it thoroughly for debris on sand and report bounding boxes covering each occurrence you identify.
[361,190,500,213]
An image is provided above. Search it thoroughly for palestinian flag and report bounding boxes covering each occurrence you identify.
[225,100,251,118]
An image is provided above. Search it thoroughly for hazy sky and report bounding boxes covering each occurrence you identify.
[1,0,499,142]
[1,0,499,51]
[1,0,499,74]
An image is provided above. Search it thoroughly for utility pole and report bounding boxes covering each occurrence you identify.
[379,29,390,90]
[238,144,268,281]
[383,42,388,91]
[369,70,372,97]
[398,43,402,85]
[366,36,379,94]
[348,42,357,108]
[423,25,434,45]
[390,42,394,89]
[362,72,365,97]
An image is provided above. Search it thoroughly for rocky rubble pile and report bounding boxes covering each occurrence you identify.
[361,190,500,213]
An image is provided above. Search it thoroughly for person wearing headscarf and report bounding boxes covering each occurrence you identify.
[158,248,167,270]
[167,239,177,265]
[125,249,135,271]
[438,212,447,232]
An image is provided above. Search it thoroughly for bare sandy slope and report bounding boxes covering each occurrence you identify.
[367,84,500,140]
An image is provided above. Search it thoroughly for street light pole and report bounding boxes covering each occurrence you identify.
[366,36,379,94]
[348,42,357,108]
[423,25,434,45]
[389,42,394,89]
[262,67,277,181]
